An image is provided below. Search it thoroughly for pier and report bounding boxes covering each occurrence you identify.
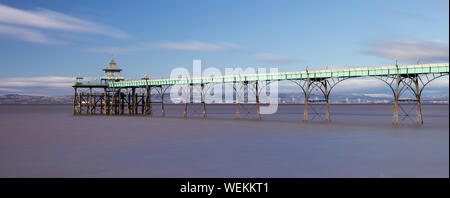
[73,60,449,126]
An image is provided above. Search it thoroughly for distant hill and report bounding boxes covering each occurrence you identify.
[0,94,448,105]
[0,94,73,104]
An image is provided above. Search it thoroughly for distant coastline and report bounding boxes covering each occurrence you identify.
[1,94,448,105]
[0,94,73,105]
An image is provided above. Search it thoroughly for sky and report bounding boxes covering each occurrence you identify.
[0,0,448,96]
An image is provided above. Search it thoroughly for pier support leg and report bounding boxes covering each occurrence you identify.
[236,82,240,119]
[73,88,78,115]
[100,91,104,114]
[323,81,330,122]
[144,87,148,115]
[148,87,152,116]
[233,81,245,120]
[414,77,423,126]
[109,89,113,115]
[255,81,261,120]
[302,80,310,122]
[132,88,136,116]
[202,101,206,118]
[93,93,96,114]
[184,103,188,118]
[79,92,82,114]
[161,95,165,117]
[154,85,172,117]
[118,90,121,115]
[127,89,131,115]
[376,72,447,126]
[88,88,92,115]
[201,84,207,119]
[122,89,126,115]
[184,101,188,118]
[184,85,190,118]
[103,88,107,115]
[293,77,345,123]
[392,74,400,127]
[141,92,145,115]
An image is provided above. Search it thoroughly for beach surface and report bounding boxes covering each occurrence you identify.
[0,104,448,177]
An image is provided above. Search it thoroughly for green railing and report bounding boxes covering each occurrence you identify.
[98,63,449,88]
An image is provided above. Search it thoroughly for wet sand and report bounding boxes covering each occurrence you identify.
[0,104,448,177]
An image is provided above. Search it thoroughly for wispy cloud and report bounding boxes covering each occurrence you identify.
[153,41,243,52]
[0,3,129,44]
[329,78,386,92]
[253,53,294,64]
[427,76,449,88]
[0,76,74,88]
[0,76,78,96]
[87,41,244,54]
[86,46,143,54]
[0,87,23,93]
[0,24,61,44]
[365,40,449,63]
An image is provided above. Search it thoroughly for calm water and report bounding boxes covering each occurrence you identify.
[0,104,448,177]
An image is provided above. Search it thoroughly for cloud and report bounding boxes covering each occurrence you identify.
[0,87,23,93]
[0,3,129,44]
[0,24,61,44]
[365,40,449,63]
[333,78,388,92]
[87,41,244,54]
[0,76,80,96]
[153,41,243,52]
[0,76,74,88]
[86,46,143,54]
[427,76,449,88]
[253,53,294,64]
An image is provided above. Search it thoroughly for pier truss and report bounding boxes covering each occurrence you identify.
[231,80,272,120]
[73,63,449,126]
[291,77,348,122]
[182,83,216,118]
[376,72,448,126]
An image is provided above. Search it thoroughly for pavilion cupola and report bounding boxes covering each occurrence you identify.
[101,58,125,83]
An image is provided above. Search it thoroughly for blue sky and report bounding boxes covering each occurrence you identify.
[0,0,448,96]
